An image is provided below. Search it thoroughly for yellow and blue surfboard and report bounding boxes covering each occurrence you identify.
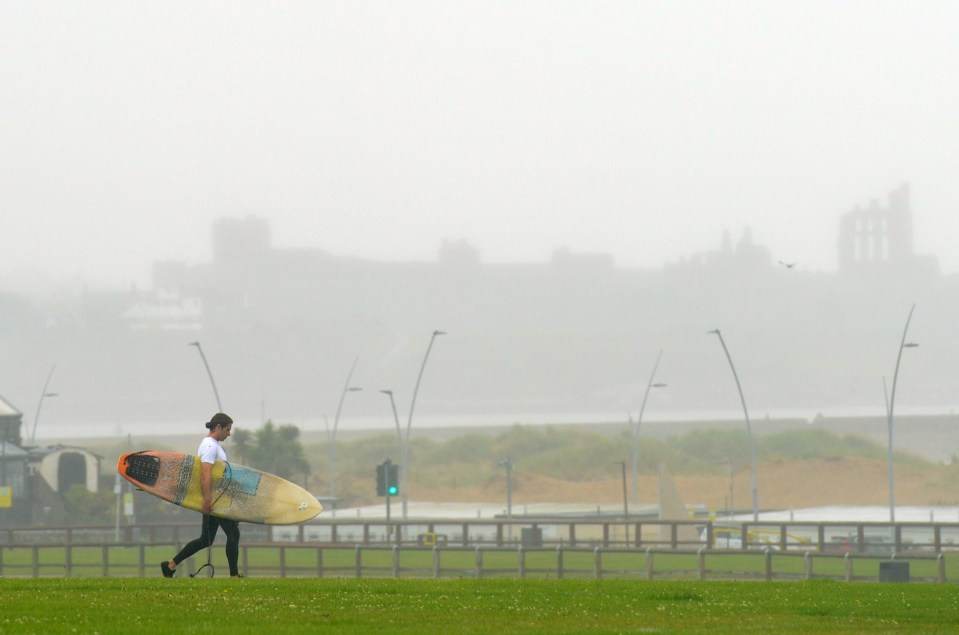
[118,451,322,525]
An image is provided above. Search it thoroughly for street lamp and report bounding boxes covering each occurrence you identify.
[29,364,58,446]
[499,456,514,541]
[630,350,666,505]
[188,342,222,411]
[380,390,402,444]
[402,330,446,519]
[614,460,630,544]
[328,358,362,505]
[886,304,918,523]
[708,329,759,522]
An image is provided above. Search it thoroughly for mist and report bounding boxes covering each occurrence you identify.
[1,4,958,447]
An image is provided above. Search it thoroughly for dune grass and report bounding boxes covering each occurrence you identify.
[0,577,956,634]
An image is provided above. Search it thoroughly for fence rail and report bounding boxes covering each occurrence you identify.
[2,518,959,554]
[0,542,949,583]
[1,518,958,583]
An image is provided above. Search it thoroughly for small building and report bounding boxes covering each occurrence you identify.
[0,394,29,523]
[0,393,100,526]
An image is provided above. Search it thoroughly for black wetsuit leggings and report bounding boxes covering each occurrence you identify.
[173,515,241,576]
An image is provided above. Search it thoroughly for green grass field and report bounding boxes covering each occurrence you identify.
[1,578,957,634]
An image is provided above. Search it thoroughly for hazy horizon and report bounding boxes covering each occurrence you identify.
[4,2,959,290]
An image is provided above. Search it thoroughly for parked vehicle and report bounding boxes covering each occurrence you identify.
[702,526,815,551]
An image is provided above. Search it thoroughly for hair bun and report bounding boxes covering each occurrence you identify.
[206,412,233,428]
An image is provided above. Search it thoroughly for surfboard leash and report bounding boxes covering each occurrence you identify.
[189,460,234,578]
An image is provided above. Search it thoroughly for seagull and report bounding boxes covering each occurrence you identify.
[778,261,797,269]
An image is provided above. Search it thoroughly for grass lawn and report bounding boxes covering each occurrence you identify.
[0,577,957,634]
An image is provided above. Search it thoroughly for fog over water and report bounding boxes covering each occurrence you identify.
[3,4,959,457]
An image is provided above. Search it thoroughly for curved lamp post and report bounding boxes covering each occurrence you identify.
[380,389,402,444]
[29,364,58,446]
[630,351,666,505]
[188,342,222,411]
[709,329,758,522]
[886,304,918,523]
[499,455,514,540]
[614,460,629,544]
[328,358,362,503]
[402,330,445,519]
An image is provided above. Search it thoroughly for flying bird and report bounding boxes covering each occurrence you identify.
[778,261,797,269]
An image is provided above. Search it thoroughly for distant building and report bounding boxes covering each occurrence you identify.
[0,394,99,526]
[837,183,939,275]
[0,394,27,519]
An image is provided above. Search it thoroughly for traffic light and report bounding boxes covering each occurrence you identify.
[376,460,400,497]
[376,462,387,496]
[385,462,399,496]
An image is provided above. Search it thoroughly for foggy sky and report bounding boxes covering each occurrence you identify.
[2,2,959,290]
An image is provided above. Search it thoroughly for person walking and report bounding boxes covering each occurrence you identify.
[160,412,243,578]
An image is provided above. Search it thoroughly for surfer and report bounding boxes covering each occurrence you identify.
[160,412,243,578]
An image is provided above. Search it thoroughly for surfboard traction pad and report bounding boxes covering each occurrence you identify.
[124,453,161,487]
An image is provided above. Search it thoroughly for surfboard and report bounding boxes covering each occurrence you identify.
[117,451,323,525]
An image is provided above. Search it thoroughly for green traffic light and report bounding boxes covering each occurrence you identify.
[388,485,398,496]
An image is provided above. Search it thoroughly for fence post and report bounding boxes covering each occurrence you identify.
[65,544,73,578]
[518,546,526,579]
[102,545,110,577]
[764,548,772,581]
[646,547,654,580]
[242,545,249,576]
[938,553,946,584]
[138,544,146,577]
[474,546,483,579]
[279,546,287,578]
[804,551,812,581]
[392,545,400,578]
[697,547,705,581]
[844,552,852,582]
[557,544,564,580]
[432,546,440,579]
[32,545,40,578]
[317,547,324,578]
[354,545,362,578]
[593,547,602,580]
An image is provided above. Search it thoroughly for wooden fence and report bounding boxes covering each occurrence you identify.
[1,518,957,582]
[0,542,948,582]
[3,518,959,553]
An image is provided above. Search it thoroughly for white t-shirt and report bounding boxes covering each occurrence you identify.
[197,436,227,464]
